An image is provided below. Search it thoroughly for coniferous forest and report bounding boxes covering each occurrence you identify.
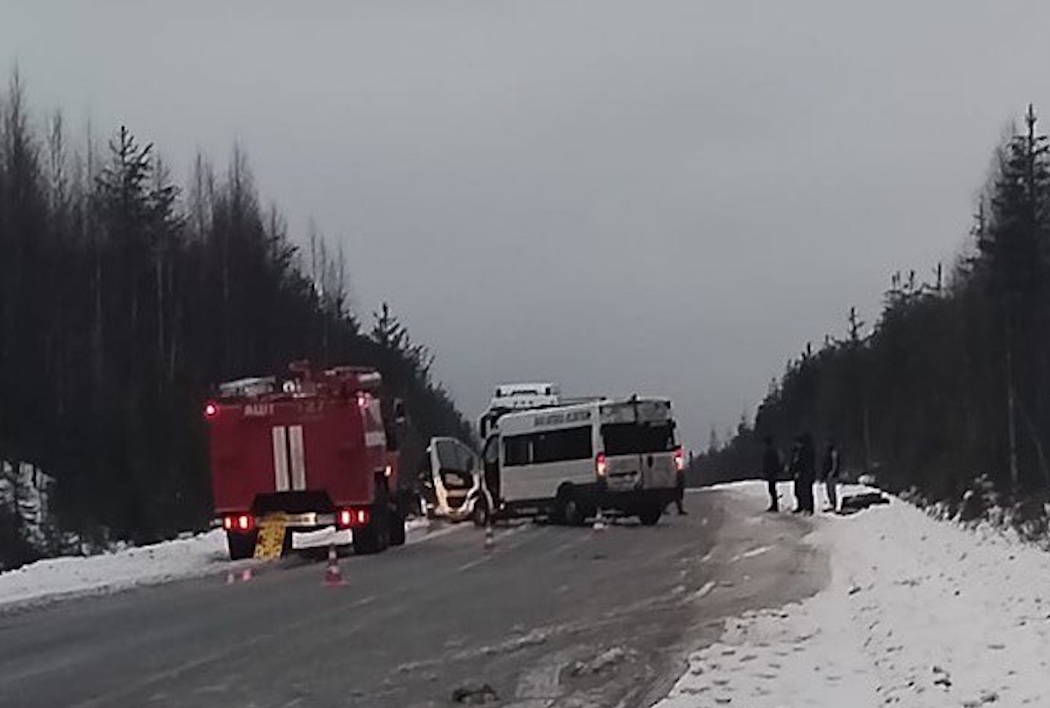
[694,105,1050,519]
[12,65,1050,565]
[0,74,472,566]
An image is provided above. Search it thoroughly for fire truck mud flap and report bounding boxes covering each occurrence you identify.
[253,517,289,560]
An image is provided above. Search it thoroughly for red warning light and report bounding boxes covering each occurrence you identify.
[204,402,219,420]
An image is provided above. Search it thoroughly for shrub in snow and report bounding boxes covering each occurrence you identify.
[0,460,63,570]
[897,472,1050,549]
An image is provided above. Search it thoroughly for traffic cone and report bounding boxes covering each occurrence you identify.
[240,567,253,583]
[324,544,345,586]
[484,522,495,552]
[592,509,607,534]
[226,570,236,585]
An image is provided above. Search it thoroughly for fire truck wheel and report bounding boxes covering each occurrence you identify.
[638,504,663,526]
[353,516,390,554]
[226,531,257,561]
[389,513,407,546]
[353,526,378,554]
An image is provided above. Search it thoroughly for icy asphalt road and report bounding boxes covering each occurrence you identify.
[0,489,827,708]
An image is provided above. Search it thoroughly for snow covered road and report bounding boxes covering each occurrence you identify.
[0,490,820,708]
[657,482,1050,707]
[9,480,1040,708]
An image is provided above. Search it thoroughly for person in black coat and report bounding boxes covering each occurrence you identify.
[790,432,816,514]
[674,465,687,515]
[762,436,782,512]
[788,436,802,511]
[820,439,841,512]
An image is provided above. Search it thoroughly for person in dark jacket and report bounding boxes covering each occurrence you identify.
[674,464,687,515]
[788,436,803,512]
[820,439,841,512]
[791,432,816,514]
[762,436,782,512]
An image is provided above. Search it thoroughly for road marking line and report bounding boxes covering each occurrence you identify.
[731,545,772,563]
[406,522,463,545]
[700,551,714,563]
[546,531,594,558]
[454,525,536,572]
[456,555,492,572]
[691,580,716,601]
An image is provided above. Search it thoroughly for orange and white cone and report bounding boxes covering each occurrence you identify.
[324,545,345,586]
[592,509,607,533]
[484,523,495,552]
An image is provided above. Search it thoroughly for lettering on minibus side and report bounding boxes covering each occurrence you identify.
[533,409,591,427]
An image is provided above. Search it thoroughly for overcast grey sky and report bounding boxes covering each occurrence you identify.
[4,1,1049,449]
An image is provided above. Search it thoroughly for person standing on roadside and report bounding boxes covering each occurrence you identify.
[762,436,782,512]
[674,461,687,515]
[820,439,841,512]
[791,432,816,514]
[788,436,803,512]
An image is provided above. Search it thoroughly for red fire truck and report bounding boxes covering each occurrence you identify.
[205,362,409,559]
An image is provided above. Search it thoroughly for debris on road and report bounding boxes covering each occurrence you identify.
[838,491,890,513]
[451,682,499,704]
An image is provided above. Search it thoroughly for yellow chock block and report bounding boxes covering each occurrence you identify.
[254,514,288,560]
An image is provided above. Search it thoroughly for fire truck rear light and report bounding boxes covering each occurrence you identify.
[338,508,370,528]
[204,402,219,420]
[596,452,608,477]
[674,447,685,472]
[224,514,253,532]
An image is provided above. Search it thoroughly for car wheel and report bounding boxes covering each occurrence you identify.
[472,496,491,528]
[556,489,585,526]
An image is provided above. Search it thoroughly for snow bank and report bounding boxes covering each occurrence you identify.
[657,481,1050,707]
[0,516,445,611]
[0,529,236,610]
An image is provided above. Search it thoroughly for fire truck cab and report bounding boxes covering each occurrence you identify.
[205,362,408,559]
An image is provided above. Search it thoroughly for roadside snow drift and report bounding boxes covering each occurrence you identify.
[0,529,235,610]
[657,482,1050,708]
[0,517,440,610]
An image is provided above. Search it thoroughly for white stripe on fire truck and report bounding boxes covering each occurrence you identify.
[365,430,386,448]
[289,425,306,491]
[272,426,290,491]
